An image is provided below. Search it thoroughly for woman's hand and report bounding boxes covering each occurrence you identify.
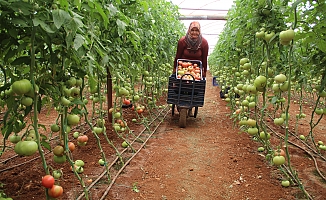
[202,71,206,78]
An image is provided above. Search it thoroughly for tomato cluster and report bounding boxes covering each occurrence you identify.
[41,175,63,198]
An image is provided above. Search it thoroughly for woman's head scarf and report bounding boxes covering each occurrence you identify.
[185,21,202,51]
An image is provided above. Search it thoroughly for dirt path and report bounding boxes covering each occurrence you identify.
[108,73,299,200]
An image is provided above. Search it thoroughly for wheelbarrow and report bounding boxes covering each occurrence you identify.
[167,59,206,128]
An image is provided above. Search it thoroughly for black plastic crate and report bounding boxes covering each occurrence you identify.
[167,76,206,107]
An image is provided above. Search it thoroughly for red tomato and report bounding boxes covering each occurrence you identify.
[77,135,88,143]
[42,175,55,188]
[137,109,143,114]
[123,99,131,105]
[274,149,285,157]
[68,142,75,152]
[49,185,63,198]
[181,62,188,68]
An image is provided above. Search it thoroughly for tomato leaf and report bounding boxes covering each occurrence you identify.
[116,19,127,37]
[52,9,71,30]
[41,140,51,151]
[271,97,278,104]
[316,40,326,53]
[11,56,30,65]
[11,2,32,16]
[94,2,108,28]
[291,0,304,10]
[73,34,84,51]
[33,18,55,34]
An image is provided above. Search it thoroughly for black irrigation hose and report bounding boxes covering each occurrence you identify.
[0,151,52,173]
[99,107,169,200]
[75,105,170,200]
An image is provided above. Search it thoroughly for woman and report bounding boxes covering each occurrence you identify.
[173,21,209,78]
[173,21,209,117]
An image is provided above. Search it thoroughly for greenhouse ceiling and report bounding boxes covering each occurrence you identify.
[169,0,235,55]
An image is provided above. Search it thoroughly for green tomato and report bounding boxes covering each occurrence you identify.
[274,118,284,126]
[51,124,60,132]
[319,145,326,150]
[74,159,84,167]
[281,113,290,120]
[9,135,21,144]
[53,155,66,164]
[61,97,71,106]
[67,77,77,87]
[76,166,84,173]
[246,119,256,127]
[21,96,33,106]
[241,100,249,107]
[264,32,275,42]
[299,135,305,140]
[315,108,323,115]
[70,87,80,97]
[113,112,121,119]
[52,170,62,179]
[53,145,64,156]
[239,58,249,65]
[279,29,295,42]
[257,147,265,152]
[75,78,83,87]
[143,70,150,76]
[97,119,105,127]
[67,114,80,126]
[93,127,103,134]
[281,180,290,187]
[273,156,285,166]
[319,91,326,97]
[247,127,258,135]
[248,102,256,109]
[259,132,271,140]
[254,75,267,88]
[121,141,129,148]
[280,81,289,92]
[255,31,265,39]
[73,131,80,139]
[14,141,38,156]
[98,159,105,166]
[11,79,32,95]
[274,74,287,83]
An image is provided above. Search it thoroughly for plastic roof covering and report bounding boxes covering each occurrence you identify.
[168,0,235,56]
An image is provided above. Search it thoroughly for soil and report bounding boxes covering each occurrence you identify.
[1,72,326,200]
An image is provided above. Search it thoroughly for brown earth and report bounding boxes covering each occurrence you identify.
[1,72,326,200]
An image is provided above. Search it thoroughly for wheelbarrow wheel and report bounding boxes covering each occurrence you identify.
[179,108,187,128]
[194,107,198,118]
[171,104,175,116]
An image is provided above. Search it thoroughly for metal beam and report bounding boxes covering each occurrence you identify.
[179,15,227,20]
